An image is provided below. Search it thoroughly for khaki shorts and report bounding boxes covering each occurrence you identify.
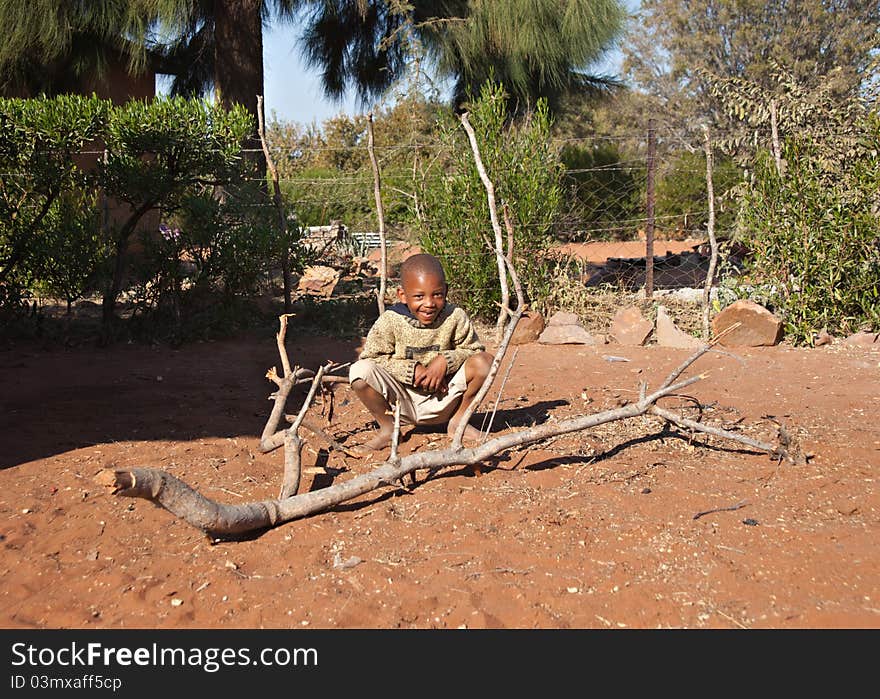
[349,359,468,426]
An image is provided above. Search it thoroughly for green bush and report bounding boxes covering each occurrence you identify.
[96,96,254,334]
[0,94,109,299]
[655,150,741,238]
[30,188,110,313]
[734,133,880,343]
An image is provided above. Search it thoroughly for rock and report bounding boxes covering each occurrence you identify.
[547,311,581,327]
[510,311,545,345]
[814,330,834,347]
[841,331,879,348]
[609,305,653,346]
[297,265,340,297]
[655,306,702,348]
[711,300,783,346]
[538,324,603,345]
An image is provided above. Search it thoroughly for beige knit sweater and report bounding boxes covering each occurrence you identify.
[358,303,485,386]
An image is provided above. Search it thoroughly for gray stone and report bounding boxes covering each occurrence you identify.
[538,324,603,345]
[656,306,702,348]
[609,305,654,346]
[711,300,783,346]
[841,331,879,348]
[547,311,582,327]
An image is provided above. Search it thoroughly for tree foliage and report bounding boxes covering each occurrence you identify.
[298,0,627,115]
[0,0,150,96]
[621,0,880,139]
[0,94,110,286]
[707,67,880,343]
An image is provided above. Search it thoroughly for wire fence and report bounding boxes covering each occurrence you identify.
[3,117,747,339]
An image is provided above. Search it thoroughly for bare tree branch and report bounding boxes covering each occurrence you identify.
[367,113,388,314]
[701,124,718,340]
[256,95,292,312]
[96,343,794,539]
[459,112,511,341]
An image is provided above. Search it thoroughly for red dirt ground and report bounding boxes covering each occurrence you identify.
[1,326,878,629]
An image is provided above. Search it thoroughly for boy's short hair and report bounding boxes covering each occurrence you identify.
[399,253,446,286]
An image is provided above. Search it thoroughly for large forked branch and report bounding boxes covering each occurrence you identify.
[96,347,793,539]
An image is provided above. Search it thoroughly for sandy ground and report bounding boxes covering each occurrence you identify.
[1,324,878,629]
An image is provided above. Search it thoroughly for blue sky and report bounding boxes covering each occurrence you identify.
[261,23,362,126]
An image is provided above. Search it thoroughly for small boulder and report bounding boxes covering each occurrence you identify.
[814,329,834,347]
[538,324,603,345]
[609,305,653,346]
[511,311,545,345]
[655,306,702,348]
[711,300,783,346]
[841,331,879,348]
[297,265,340,297]
[547,311,582,327]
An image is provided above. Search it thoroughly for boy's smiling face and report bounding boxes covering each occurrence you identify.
[397,270,447,326]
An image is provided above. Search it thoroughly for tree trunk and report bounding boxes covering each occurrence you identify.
[214,0,266,175]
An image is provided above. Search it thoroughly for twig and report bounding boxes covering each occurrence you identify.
[480,347,518,442]
[291,366,325,433]
[701,124,718,340]
[659,322,741,390]
[693,500,748,520]
[390,402,402,462]
[650,405,779,456]
[275,313,296,379]
[256,95,292,312]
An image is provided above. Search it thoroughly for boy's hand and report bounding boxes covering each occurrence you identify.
[414,356,448,394]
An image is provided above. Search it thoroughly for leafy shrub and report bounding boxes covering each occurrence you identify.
[655,150,741,239]
[734,135,880,343]
[705,65,880,343]
[416,81,563,321]
[0,94,109,300]
[30,188,110,313]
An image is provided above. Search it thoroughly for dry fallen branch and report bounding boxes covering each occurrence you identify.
[96,348,793,538]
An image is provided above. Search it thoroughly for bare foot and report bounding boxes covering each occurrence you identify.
[447,418,482,445]
[362,427,393,451]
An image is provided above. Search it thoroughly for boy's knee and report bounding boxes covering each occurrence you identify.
[465,351,493,381]
[349,358,376,385]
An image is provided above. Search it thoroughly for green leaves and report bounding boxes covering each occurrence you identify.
[99,96,253,211]
[0,94,269,334]
[735,133,880,344]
